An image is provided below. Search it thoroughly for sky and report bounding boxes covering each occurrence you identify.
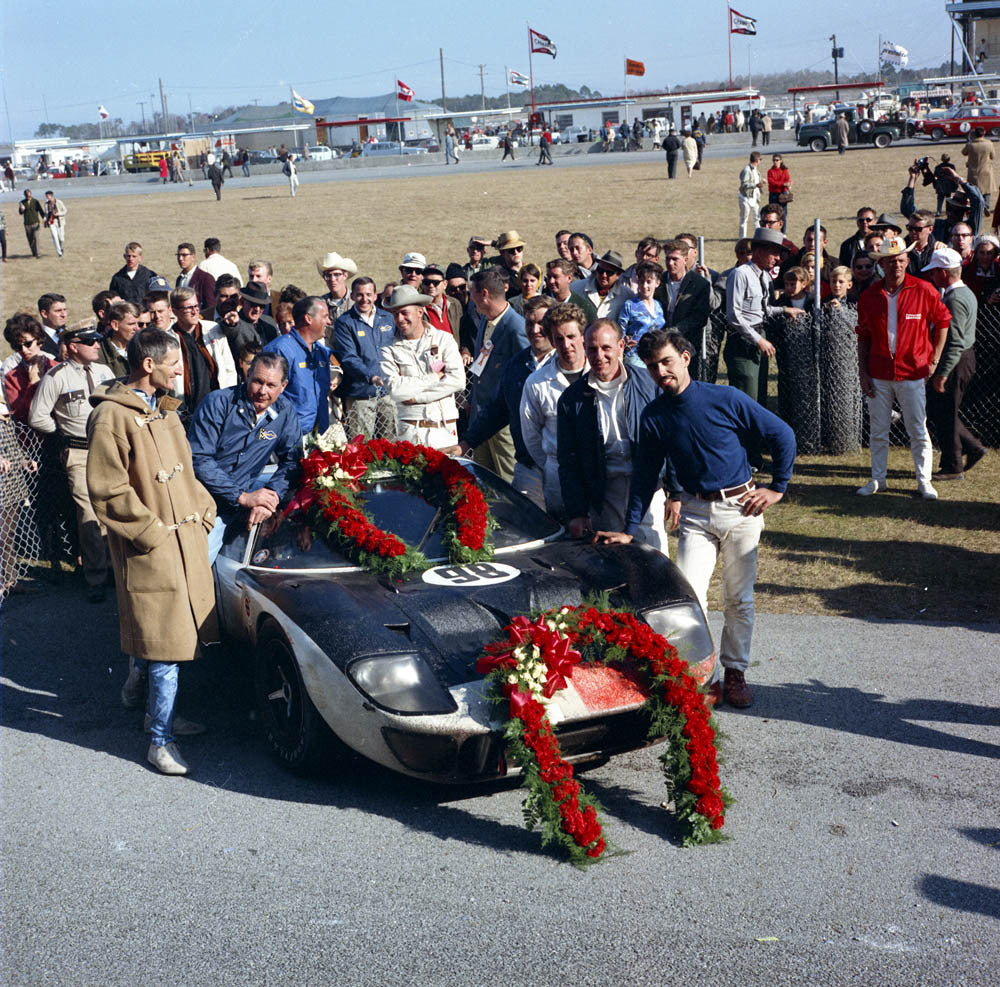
[0,0,960,139]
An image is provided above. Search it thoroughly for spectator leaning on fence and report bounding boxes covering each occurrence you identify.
[855,235,951,500]
[922,247,987,481]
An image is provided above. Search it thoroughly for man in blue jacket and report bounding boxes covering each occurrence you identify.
[332,277,397,438]
[188,351,302,563]
[263,296,332,435]
[556,320,666,552]
[598,328,796,709]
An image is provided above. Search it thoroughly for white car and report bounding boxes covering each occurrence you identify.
[361,141,428,157]
[307,145,337,161]
[469,134,500,150]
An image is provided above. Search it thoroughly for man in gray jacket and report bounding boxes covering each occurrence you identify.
[923,247,987,480]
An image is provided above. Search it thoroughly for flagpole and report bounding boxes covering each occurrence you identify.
[528,23,536,120]
[395,76,401,155]
[505,65,511,118]
[728,5,733,89]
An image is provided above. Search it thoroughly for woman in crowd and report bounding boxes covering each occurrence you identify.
[3,318,57,422]
[847,253,878,303]
[767,154,792,232]
[964,234,999,300]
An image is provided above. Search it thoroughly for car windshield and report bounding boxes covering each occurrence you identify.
[246,462,561,571]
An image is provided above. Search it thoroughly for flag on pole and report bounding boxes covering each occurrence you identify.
[397,80,415,102]
[729,8,757,35]
[530,29,557,57]
[509,69,529,87]
[625,59,645,77]
[291,88,315,114]
[880,41,909,67]
[98,105,109,120]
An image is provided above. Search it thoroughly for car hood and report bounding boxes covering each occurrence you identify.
[240,540,694,688]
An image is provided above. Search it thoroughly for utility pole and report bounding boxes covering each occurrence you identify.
[439,48,447,112]
[479,64,486,111]
[159,77,169,133]
[138,101,146,133]
[830,35,843,102]
[187,95,194,134]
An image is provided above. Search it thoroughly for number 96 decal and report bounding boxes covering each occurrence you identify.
[422,562,520,586]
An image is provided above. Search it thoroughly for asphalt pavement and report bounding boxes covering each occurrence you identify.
[2,578,997,986]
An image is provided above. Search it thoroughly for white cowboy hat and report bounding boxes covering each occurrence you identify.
[383,284,432,310]
[869,235,915,260]
[316,251,358,275]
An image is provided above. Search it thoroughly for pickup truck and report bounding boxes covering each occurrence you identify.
[797,107,905,152]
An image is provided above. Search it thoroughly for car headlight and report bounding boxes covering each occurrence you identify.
[348,653,457,716]
[640,603,715,668]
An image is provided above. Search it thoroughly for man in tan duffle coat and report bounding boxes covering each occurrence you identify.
[87,328,219,776]
[962,126,995,211]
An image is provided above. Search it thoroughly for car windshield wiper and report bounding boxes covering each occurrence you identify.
[414,506,441,554]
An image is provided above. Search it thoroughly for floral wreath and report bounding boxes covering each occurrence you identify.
[477,604,731,865]
[286,437,495,578]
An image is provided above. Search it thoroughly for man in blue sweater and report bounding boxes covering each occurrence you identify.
[188,352,302,564]
[598,328,796,708]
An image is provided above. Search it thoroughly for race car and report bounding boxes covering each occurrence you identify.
[912,103,1000,141]
[213,462,716,782]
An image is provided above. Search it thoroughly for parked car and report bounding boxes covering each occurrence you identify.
[469,134,500,150]
[797,106,905,151]
[912,103,1000,141]
[361,141,428,157]
[307,145,337,161]
[555,126,592,144]
[213,462,716,780]
[247,150,278,164]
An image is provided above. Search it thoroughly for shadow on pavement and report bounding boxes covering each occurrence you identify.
[738,679,1000,759]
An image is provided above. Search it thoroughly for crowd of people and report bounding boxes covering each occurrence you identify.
[1,156,991,772]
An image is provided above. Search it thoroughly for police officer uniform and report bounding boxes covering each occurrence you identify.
[28,326,114,595]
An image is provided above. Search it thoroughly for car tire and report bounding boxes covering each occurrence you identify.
[930,127,945,142]
[874,132,892,148]
[255,620,333,774]
[809,137,827,153]
[991,127,1000,138]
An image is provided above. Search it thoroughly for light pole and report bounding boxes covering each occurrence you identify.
[830,35,844,103]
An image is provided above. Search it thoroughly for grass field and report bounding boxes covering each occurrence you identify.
[2,144,997,621]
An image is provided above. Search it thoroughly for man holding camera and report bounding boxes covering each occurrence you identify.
[902,158,984,240]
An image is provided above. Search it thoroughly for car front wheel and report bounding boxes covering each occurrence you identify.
[255,621,334,774]
[874,132,892,148]
[809,137,827,152]
[930,127,945,142]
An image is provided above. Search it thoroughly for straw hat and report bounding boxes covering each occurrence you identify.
[383,285,432,310]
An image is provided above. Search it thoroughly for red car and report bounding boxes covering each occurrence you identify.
[913,104,1000,141]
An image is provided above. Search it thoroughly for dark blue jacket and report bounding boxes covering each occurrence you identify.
[556,365,657,520]
[332,305,396,399]
[263,330,331,434]
[188,385,301,510]
[470,304,529,417]
[465,346,554,468]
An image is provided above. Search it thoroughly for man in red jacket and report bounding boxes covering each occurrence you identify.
[855,235,950,500]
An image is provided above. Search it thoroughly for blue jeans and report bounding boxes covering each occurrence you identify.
[134,659,179,746]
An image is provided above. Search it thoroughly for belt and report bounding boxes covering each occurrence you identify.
[63,436,89,450]
[400,419,457,429]
[695,479,755,502]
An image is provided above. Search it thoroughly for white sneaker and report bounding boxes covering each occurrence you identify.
[856,479,882,496]
[147,742,189,776]
[918,483,938,501]
[144,713,206,736]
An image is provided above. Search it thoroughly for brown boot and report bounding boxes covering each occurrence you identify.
[724,668,753,708]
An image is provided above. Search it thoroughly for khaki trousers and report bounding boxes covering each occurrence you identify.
[63,446,107,586]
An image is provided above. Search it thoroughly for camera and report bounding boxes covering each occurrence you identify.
[915,156,929,169]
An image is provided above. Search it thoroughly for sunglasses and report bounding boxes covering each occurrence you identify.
[422,278,444,287]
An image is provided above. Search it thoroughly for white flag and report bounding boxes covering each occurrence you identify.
[729,8,757,35]
[510,70,529,87]
[291,88,315,114]
[881,41,909,67]
[98,105,109,120]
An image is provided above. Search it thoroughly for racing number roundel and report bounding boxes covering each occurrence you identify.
[422,562,520,586]
[960,121,972,134]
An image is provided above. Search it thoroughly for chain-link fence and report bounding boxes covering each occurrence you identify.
[704,298,1000,455]
[0,419,76,604]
